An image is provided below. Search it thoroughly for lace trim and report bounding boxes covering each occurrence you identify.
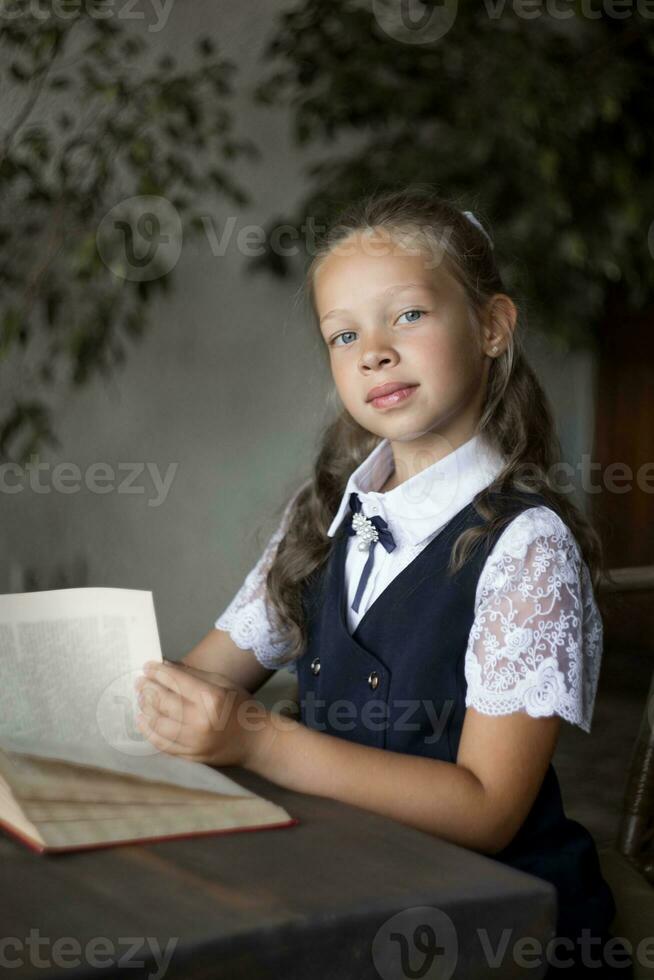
[464,506,602,734]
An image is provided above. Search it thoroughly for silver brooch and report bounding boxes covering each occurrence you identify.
[351,512,379,552]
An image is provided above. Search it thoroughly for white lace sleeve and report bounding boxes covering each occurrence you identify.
[464,506,603,734]
[214,482,310,672]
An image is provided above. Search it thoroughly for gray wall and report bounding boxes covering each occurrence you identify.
[1,2,597,662]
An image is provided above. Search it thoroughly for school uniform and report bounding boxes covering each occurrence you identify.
[216,434,633,978]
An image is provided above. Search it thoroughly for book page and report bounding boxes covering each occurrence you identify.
[0,737,257,798]
[0,749,248,803]
[5,792,295,851]
[0,588,256,797]
[0,775,294,853]
[0,588,159,744]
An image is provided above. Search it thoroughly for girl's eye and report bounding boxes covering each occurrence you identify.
[331,331,357,347]
[397,309,425,324]
[329,310,425,346]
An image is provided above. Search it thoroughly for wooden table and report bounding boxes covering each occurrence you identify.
[0,766,556,979]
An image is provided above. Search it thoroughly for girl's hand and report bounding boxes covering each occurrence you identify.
[134,660,272,768]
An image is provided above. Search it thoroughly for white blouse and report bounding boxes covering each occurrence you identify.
[215,434,603,734]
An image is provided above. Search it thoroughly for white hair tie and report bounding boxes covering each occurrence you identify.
[462,210,494,249]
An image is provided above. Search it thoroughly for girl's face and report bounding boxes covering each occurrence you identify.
[314,230,495,456]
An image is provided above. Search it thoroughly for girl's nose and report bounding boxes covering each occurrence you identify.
[360,347,396,369]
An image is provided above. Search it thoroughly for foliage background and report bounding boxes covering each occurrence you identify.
[250,2,653,351]
[0,2,646,655]
[0,2,256,463]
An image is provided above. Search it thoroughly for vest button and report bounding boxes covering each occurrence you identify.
[368,670,379,690]
[310,657,321,675]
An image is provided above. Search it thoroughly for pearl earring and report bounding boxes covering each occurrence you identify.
[490,345,499,355]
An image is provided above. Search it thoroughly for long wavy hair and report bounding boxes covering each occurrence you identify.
[262,184,610,667]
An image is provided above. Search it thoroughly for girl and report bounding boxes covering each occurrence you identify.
[135,187,633,978]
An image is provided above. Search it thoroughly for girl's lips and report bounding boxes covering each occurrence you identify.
[369,384,419,409]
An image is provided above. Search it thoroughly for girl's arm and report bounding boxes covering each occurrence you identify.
[137,657,560,856]
[248,706,561,856]
[180,627,276,695]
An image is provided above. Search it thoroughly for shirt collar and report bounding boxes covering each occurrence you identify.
[327,433,506,548]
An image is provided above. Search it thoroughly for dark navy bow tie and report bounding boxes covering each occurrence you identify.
[346,492,397,613]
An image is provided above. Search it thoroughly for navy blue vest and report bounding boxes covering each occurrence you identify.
[296,490,618,948]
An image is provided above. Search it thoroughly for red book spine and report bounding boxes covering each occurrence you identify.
[0,815,300,855]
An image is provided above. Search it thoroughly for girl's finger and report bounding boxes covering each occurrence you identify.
[135,714,207,760]
[140,680,234,741]
[137,704,197,748]
[139,680,186,723]
[140,700,197,731]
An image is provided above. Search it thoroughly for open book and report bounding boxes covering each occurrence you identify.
[0,587,297,854]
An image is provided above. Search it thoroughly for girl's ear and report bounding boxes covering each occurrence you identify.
[483,293,517,355]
